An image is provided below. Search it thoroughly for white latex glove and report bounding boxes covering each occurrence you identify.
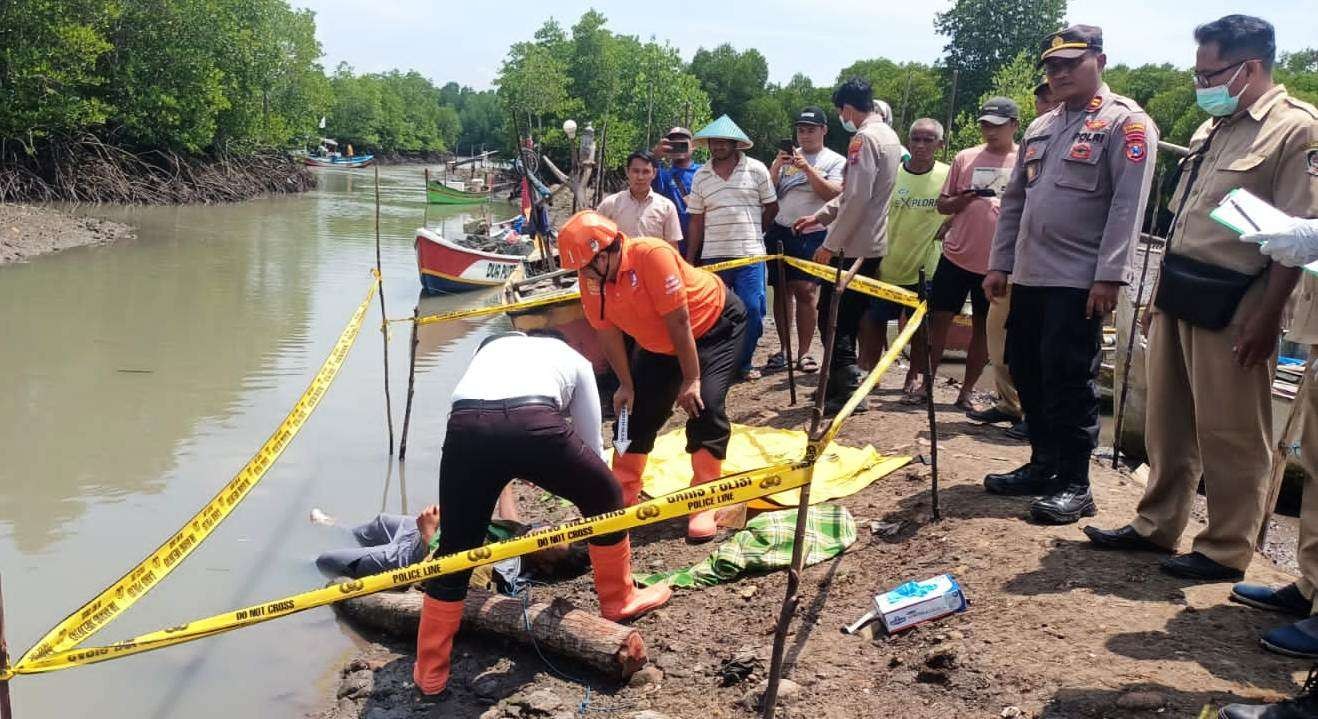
[1243,217,1318,267]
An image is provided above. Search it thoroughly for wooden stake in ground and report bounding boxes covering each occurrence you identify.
[762,254,846,719]
[1,573,13,719]
[773,242,797,405]
[1113,165,1165,469]
[398,305,421,461]
[919,269,941,520]
[375,166,396,455]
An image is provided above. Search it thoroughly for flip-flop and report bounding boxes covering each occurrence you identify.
[900,390,927,405]
[796,356,819,373]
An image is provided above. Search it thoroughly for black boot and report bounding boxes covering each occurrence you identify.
[1030,484,1097,525]
[984,463,1059,496]
[1219,665,1318,718]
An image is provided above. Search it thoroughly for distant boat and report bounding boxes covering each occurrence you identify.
[305,154,374,168]
[415,226,530,295]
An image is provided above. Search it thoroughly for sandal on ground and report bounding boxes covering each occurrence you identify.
[740,368,763,381]
[953,397,977,411]
[900,389,927,405]
[764,352,788,372]
[796,356,819,373]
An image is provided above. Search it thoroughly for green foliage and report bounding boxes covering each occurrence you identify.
[327,67,461,153]
[947,50,1039,153]
[835,59,946,141]
[689,44,770,122]
[934,0,1066,117]
[0,0,327,155]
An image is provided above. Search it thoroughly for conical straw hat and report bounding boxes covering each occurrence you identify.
[692,114,753,150]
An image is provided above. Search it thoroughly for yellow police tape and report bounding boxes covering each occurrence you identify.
[11,461,809,675]
[411,254,917,327]
[4,265,928,680]
[12,277,380,670]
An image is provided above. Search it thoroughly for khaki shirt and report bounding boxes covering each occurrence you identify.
[596,188,683,246]
[814,114,902,259]
[990,84,1158,289]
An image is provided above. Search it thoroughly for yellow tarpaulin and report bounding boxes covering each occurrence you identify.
[609,424,910,509]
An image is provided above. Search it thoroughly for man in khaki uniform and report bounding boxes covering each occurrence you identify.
[793,77,903,409]
[983,24,1158,525]
[1087,15,1318,583]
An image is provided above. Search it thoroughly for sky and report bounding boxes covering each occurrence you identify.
[292,0,1317,90]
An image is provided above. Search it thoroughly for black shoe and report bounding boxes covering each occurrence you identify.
[1160,551,1244,582]
[1219,666,1318,718]
[1083,524,1170,553]
[984,463,1059,496]
[1030,485,1097,525]
[967,406,1019,424]
[825,394,869,415]
[1005,420,1029,441]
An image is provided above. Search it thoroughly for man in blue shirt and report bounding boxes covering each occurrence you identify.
[651,126,702,256]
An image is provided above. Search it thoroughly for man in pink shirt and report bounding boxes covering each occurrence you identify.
[926,97,1020,409]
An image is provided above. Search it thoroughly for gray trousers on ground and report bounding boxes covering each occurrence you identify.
[315,513,425,577]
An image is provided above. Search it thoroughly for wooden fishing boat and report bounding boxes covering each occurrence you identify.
[425,178,491,205]
[415,226,532,295]
[502,264,608,375]
[305,154,375,168]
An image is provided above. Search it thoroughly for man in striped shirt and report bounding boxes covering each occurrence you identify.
[685,115,779,380]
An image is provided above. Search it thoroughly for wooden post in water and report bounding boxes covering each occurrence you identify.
[762,254,846,719]
[919,269,941,520]
[375,166,396,455]
[1,572,13,719]
[398,306,421,461]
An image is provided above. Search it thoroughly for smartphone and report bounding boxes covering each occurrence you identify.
[778,139,796,154]
[667,140,689,154]
[973,188,997,197]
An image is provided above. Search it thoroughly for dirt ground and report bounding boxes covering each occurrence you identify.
[0,203,134,265]
[314,324,1309,719]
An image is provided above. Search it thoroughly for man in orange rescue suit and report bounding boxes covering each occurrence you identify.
[983,24,1158,525]
[560,210,747,544]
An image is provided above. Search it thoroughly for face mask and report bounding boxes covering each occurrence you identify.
[1196,63,1248,117]
[841,116,857,133]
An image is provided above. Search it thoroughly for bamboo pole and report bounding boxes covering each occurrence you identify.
[942,69,959,163]
[762,254,846,718]
[398,306,421,461]
[1,573,12,719]
[375,166,396,455]
[1112,166,1165,469]
[919,269,941,520]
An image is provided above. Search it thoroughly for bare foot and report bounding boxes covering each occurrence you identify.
[416,504,440,545]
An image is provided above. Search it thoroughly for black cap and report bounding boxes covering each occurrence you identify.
[1032,80,1051,98]
[794,106,827,126]
[977,97,1020,125]
[1038,24,1103,66]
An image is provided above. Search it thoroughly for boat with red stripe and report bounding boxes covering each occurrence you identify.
[415,227,530,295]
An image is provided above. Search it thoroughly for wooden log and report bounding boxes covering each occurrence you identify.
[335,588,647,679]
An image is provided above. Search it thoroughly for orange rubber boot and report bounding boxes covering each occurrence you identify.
[588,537,672,622]
[612,452,649,506]
[413,596,464,697]
[687,449,722,543]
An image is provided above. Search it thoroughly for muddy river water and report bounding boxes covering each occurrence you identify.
[0,166,507,718]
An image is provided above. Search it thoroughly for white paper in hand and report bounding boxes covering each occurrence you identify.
[1213,188,1318,274]
[614,406,630,455]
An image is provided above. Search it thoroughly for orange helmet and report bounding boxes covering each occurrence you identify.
[558,210,623,270]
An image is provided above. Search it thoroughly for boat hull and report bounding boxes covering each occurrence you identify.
[305,154,375,168]
[426,181,489,205]
[415,227,522,295]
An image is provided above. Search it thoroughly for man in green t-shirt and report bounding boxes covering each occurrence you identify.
[860,118,949,398]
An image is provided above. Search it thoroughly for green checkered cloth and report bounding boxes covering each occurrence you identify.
[638,505,857,588]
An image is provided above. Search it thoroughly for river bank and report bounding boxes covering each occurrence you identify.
[314,324,1307,719]
[0,203,135,265]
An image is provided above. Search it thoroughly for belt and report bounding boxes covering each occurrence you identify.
[450,395,560,412]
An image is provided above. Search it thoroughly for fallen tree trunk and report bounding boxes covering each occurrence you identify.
[335,588,647,679]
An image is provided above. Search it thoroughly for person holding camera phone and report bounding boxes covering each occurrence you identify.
[651,127,702,256]
[926,97,1021,413]
[764,106,845,375]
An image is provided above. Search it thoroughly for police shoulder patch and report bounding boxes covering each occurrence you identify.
[1308,147,1318,177]
[1086,95,1103,112]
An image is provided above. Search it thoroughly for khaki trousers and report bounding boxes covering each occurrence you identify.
[1292,353,1318,612]
[1132,312,1276,571]
[987,285,1022,418]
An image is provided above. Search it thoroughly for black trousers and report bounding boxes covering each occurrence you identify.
[816,256,883,396]
[621,293,746,459]
[1005,284,1102,485]
[424,405,624,602]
